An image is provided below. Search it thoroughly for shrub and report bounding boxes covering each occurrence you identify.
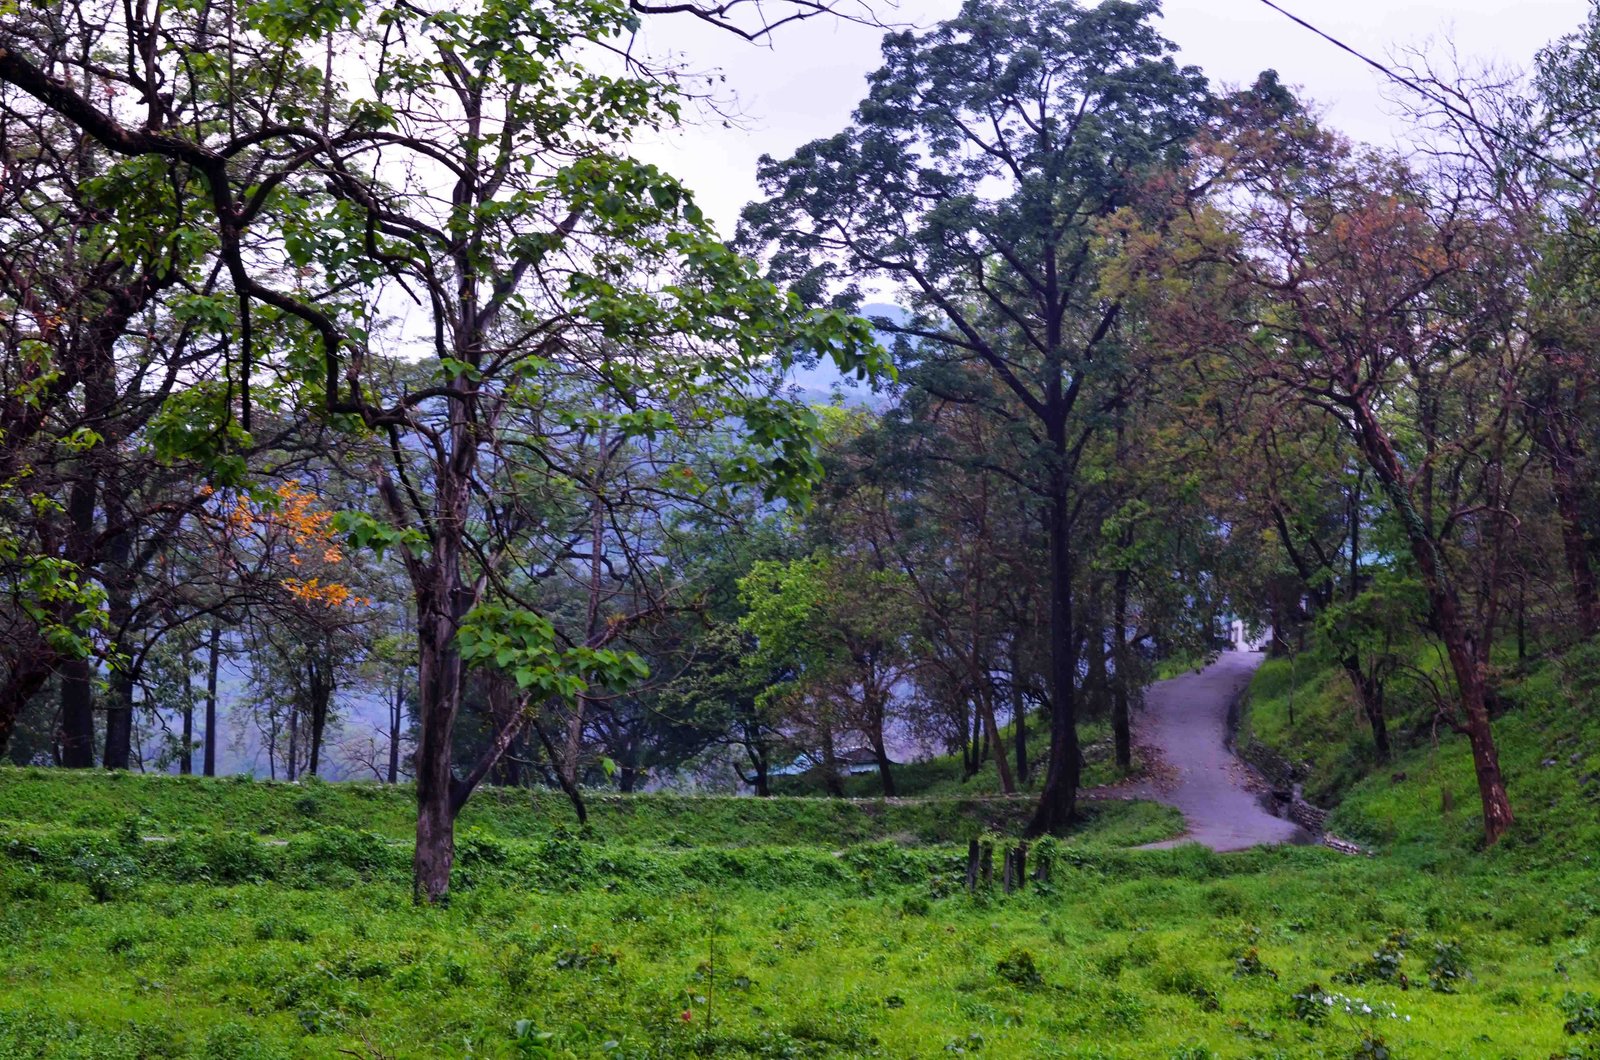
[995,949,1043,988]
[1291,982,1334,1025]
[253,916,313,943]
[1232,947,1277,980]
[1151,960,1220,1011]
[202,1022,290,1060]
[1337,930,1411,989]
[75,851,138,902]
[1427,938,1469,993]
[1562,991,1600,1043]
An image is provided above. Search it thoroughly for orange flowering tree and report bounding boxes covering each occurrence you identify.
[197,479,375,779]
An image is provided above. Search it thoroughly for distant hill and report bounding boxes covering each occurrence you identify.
[785,302,907,407]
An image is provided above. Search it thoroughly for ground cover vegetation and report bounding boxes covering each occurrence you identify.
[0,748,1597,1058]
[6,0,1600,1051]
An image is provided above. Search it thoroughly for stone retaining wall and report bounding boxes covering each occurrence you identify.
[1231,677,1371,856]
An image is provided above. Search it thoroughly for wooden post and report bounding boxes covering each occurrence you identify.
[1032,846,1049,884]
[1002,846,1015,894]
[979,841,994,888]
[966,839,979,893]
[1014,842,1027,892]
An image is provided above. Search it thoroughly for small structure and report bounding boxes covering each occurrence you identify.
[1228,618,1272,652]
[836,747,892,776]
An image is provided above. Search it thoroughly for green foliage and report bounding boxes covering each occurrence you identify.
[328,511,427,561]
[0,533,106,657]
[457,602,647,696]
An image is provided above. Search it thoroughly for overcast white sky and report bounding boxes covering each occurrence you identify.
[629,0,1587,235]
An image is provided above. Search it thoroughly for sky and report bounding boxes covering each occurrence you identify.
[629,0,1588,236]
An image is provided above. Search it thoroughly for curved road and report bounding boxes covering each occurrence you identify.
[1130,650,1310,851]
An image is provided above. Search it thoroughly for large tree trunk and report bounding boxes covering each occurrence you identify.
[1443,632,1512,840]
[405,344,485,903]
[59,472,99,767]
[59,656,97,768]
[749,751,769,797]
[739,713,771,796]
[863,686,897,796]
[412,550,466,903]
[101,670,134,770]
[1027,441,1081,838]
[1112,563,1133,772]
[818,718,844,798]
[872,741,895,797]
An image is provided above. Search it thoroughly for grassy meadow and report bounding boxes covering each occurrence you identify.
[2,648,1599,1058]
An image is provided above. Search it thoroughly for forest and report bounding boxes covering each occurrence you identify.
[2,0,1600,1055]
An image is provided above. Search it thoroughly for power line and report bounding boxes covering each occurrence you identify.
[1253,0,1600,194]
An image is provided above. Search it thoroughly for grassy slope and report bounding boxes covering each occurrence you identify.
[1239,641,1600,861]
[1,647,1599,1058]
[0,768,1181,848]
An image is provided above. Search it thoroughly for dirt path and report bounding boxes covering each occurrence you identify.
[1123,650,1311,851]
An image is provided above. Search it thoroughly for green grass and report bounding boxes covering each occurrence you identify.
[2,639,1599,1057]
[1152,650,1220,682]
[1238,640,1600,862]
[0,835,1595,1058]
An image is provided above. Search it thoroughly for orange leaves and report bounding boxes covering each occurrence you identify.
[273,480,337,552]
[281,577,369,608]
[200,479,366,609]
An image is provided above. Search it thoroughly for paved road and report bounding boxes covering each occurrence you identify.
[1133,650,1311,851]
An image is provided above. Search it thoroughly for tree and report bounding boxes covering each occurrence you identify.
[0,0,883,900]
[1120,84,1526,841]
[739,550,918,796]
[839,377,1043,790]
[741,0,1210,834]
[0,39,239,763]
